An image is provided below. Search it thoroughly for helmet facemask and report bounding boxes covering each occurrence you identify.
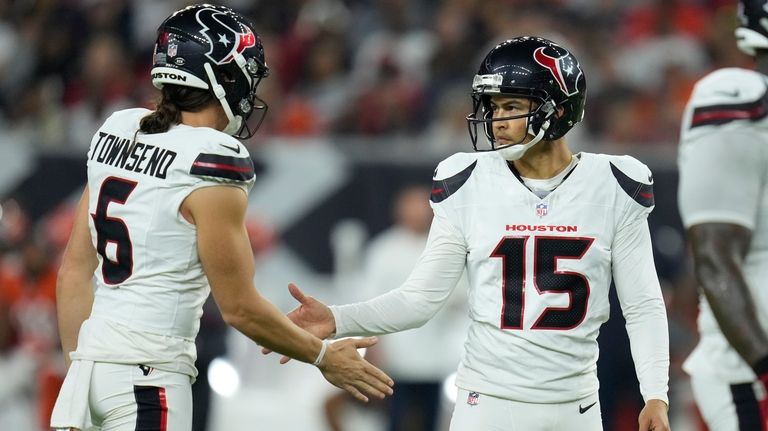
[466,74,557,160]
[205,54,269,139]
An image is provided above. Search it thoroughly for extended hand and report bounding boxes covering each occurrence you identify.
[318,336,394,402]
[638,399,670,431]
[285,283,336,338]
[262,283,336,363]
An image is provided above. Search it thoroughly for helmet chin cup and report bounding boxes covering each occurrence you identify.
[736,27,768,56]
[222,116,243,135]
[498,121,548,161]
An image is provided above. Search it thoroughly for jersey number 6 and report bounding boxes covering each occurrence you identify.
[491,236,594,330]
[92,177,137,285]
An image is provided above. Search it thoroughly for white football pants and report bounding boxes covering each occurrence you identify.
[690,372,767,431]
[88,362,192,431]
[449,388,603,431]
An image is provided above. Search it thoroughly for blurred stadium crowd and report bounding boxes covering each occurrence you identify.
[0,0,750,430]
[0,0,750,149]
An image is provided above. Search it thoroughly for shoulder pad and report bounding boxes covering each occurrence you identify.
[687,68,768,129]
[102,108,152,131]
[430,153,478,203]
[187,131,254,182]
[608,156,654,208]
[190,151,254,182]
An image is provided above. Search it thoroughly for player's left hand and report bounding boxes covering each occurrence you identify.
[638,399,670,431]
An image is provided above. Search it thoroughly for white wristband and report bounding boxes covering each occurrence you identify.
[313,339,329,367]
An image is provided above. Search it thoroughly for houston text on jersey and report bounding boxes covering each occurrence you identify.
[90,132,177,179]
[506,224,578,232]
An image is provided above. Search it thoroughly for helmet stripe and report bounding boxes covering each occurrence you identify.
[533,47,569,96]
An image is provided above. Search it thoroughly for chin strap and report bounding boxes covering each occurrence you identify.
[498,119,550,161]
[204,62,242,135]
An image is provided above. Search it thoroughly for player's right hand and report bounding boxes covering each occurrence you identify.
[638,399,670,431]
[317,336,394,402]
[262,283,336,363]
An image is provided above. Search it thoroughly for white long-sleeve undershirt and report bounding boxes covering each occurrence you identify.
[330,214,466,335]
[612,217,670,403]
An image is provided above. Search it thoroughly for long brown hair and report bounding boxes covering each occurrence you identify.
[139,85,215,134]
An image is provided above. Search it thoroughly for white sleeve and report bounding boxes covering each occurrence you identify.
[612,218,670,404]
[678,129,766,229]
[330,214,467,337]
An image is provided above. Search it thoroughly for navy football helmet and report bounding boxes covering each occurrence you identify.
[151,4,270,138]
[736,0,768,56]
[466,37,586,160]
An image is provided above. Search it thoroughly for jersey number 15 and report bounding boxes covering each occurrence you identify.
[491,236,594,330]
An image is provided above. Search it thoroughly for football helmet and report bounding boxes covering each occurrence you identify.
[736,0,768,56]
[466,37,586,160]
[151,4,270,139]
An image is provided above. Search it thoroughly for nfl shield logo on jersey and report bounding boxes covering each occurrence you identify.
[467,391,480,406]
[168,43,178,57]
[535,202,548,217]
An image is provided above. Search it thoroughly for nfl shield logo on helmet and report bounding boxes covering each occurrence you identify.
[535,202,548,217]
[168,43,178,57]
[467,391,479,406]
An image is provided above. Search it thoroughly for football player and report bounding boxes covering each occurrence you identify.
[273,36,671,431]
[678,0,768,429]
[50,4,392,431]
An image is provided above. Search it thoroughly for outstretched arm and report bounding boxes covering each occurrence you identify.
[688,223,768,373]
[330,213,466,338]
[186,185,392,401]
[271,214,466,342]
[263,214,466,364]
[56,186,98,370]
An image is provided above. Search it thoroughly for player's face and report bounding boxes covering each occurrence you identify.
[489,95,535,146]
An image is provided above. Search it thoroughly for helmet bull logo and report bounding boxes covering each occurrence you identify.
[195,7,256,65]
[533,47,581,97]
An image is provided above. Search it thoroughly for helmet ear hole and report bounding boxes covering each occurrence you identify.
[220,69,235,83]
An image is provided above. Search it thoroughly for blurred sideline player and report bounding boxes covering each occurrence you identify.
[271,36,671,431]
[678,1,768,429]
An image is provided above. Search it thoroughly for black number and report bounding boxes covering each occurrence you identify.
[491,237,528,329]
[531,237,594,329]
[92,177,137,284]
[491,236,594,330]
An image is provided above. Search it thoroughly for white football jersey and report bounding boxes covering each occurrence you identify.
[72,108,255,377]
[431,151,665,403]
[679,67,768,383]
[331,150,669,404]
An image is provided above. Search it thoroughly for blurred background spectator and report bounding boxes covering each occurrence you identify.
[0,0,748,151]
[0,0,738,429]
